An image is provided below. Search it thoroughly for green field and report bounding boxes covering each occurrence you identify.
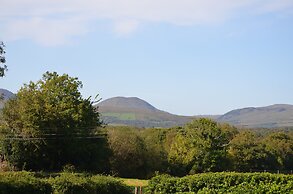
[103,112,136,120]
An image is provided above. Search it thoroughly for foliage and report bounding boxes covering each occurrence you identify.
[0,172,131,194]
[147,172,293,194]
[262,132,293,170]
[168,118,236,175]
[0,171,52,194]
[107,126,148,178]
[0,41,7,77]
[228,131,274,171]
[141,127,176,177]
[0,72,104,171]
[91,175,131,194]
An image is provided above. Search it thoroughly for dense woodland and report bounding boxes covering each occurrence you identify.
[0,72,292,179]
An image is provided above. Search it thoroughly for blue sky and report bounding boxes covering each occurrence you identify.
[1,0,293,115]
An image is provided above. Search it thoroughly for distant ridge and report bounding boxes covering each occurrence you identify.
[99,97,157,112]
[98,97,195,128]
[99,97,293,128]
[2,89,293,129]
[217,104,293,128]
[0,88,14,100]
[0,88,14,109]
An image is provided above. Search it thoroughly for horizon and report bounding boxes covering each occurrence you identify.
[98,96,293,116]
[1,0,293,115]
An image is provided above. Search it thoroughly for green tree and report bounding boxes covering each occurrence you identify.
[263,132,293,170]
[228,131,273,171]
[0,41,7,77]
[107,126,147,178]
[168,119,236,175]
[141,128,174,177]
[0,72,105,171]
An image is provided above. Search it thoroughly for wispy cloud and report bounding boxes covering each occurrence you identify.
[2,17,88,46]
[1,0,293,46]
[113,20,140,37]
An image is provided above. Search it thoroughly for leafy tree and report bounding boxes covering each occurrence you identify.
[0,41,7,77]
[107,126,147,178]
[228,131,273,171]
[262,132,293,170]
[141,128,174,177]
[0,72,105,171]
[168,119,236,175]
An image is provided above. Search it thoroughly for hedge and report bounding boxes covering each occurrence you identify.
[0,172,131,194]
[0,171,52,194]
[146,172,293,194]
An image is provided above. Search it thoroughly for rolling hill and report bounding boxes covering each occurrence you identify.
[217,104,293,128]
[99,97,293,128]
[98,97,196,128]
[2,87,293,129]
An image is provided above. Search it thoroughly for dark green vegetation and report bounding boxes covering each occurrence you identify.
[1,171,292,194]
[1,80,293,177]
[0,172,131,194]
[99,97,293,128]
[147,173,293,194]
[98,97,194,128]
[0,41,7,77]
[0,72,108,172]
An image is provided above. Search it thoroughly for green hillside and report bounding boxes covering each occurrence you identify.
[98,97,195,128]
[218,104,293,128]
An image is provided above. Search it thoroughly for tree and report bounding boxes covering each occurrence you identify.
[262,132,293,170]
[168,118,236,175]
[0,41,7,77]
[228,131,273,171]
[0,72,104,171]
[107,126,147,178]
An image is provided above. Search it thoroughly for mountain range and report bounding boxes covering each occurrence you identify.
[98,97,293,128]
[1,88,293,128]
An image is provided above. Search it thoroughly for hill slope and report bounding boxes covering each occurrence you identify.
[0,88,14,109]
[217,104,293,128]
[98,97,195,128]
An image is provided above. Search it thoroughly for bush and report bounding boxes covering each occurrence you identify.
[48,173,95,194]
[91,175,131,194]
[147,172,293,194]
[0,172,132,194]
[49,173,132,194]
[0,171,52,194]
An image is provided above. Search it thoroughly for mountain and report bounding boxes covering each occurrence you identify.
[99,97,293,128]
[98,97,196,128]
[0,88,14,109]
[217,104,293,128]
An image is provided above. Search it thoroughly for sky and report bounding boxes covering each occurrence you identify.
[1,0,293,116]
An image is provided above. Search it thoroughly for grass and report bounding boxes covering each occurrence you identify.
[103,113,136,120]
[120,178,148,187]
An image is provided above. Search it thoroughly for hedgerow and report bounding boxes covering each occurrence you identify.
[0,171,52,194]
[146,172,293,194]
[0,172,132,194]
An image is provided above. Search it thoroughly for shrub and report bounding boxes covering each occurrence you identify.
[0,171,52,194]
[147,172,293,194]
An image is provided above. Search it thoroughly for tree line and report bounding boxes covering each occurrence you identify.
[0,72,292,178]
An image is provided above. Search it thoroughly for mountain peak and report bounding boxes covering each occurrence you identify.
[98,96,158,112]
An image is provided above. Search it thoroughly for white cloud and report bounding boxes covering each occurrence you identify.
[113,20,140,37]
[1,0,293,46]
[2,17,88,46]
